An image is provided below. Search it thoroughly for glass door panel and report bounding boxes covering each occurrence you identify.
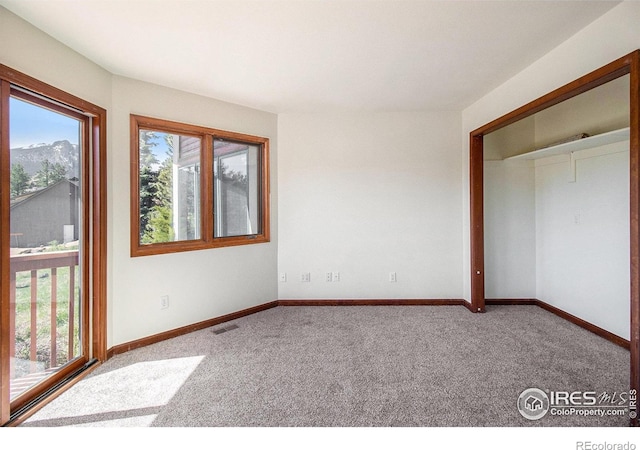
[8,93,86,401]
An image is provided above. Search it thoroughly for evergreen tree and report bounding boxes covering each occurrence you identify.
[34,159,67,187]
[139,165,159,238]
[139,132,183,244]
[142,157,174,243]
[10,163,30,198]
[142,205,174,244]
[138,131,160,238]
[163,133,175,158]
[50,162,68,183]
[139,131,159,169]
[156,158,173,207]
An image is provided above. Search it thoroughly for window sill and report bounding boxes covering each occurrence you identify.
[131,235,270,257]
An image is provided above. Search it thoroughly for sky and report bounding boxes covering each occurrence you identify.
[9,95,245,176]
[9,96,80,149]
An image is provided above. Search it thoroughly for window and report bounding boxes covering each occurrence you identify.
[213,139,261,238]
[130,115,269,256]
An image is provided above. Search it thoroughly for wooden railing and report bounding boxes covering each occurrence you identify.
[9,250,79,379]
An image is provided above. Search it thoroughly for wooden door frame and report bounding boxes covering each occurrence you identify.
[0,65,107,425]
[469,50,640,426]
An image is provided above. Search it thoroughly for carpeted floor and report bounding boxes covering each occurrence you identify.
[21,305,630,427]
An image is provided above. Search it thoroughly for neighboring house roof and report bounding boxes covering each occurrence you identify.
[10,179,78,209]
[214,141,250,158]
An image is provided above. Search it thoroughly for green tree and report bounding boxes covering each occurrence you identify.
[139,131,180,243]
[139,130,159,169]
[138,131,160,237]
[163,133,175,158]
[139,165,159,238]
[155,157,173,207]
[10,163,30,198]
[50,162,67,183]
[34,159,67,187]
[142,205,174,244]
[142,156,174,243]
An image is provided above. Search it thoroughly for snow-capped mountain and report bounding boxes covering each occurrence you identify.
[10,140,80,178]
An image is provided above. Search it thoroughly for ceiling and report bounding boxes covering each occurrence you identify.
[0,0,622,113]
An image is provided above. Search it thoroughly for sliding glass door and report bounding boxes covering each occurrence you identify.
[0,66,106,426]
[7,90,89,406]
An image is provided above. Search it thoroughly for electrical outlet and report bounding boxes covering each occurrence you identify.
[389,272,397,282]
[160,295,169,309]
[325,272,333,282]
[279,273,287,282]
[301,272,311,282]
[332,271,340,282]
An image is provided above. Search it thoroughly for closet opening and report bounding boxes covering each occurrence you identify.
[469,50,640,426]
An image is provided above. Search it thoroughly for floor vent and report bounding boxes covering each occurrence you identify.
[212,324,239,335]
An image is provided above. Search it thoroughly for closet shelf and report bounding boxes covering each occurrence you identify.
[504,127,630,161]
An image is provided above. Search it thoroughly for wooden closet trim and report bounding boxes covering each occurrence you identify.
[469,50,640,426]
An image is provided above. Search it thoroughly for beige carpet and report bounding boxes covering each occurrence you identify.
[21,305,630,427]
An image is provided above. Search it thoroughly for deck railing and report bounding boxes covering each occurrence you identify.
[9,250,79,382]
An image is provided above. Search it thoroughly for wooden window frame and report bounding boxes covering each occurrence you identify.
[130,115,270,257]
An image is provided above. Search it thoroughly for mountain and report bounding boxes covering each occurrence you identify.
[10,140,80,178]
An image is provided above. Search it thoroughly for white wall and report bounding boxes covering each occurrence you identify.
[278,112,462,299]
[0,7,111,115]
[535,143,629,339]
[110,76,278,346]
[483,160,536,299]
[462,1,640,339]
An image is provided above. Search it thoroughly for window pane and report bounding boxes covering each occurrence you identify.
[213,140,260,238]
[9,95,84,398]
[139,131,201,244]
